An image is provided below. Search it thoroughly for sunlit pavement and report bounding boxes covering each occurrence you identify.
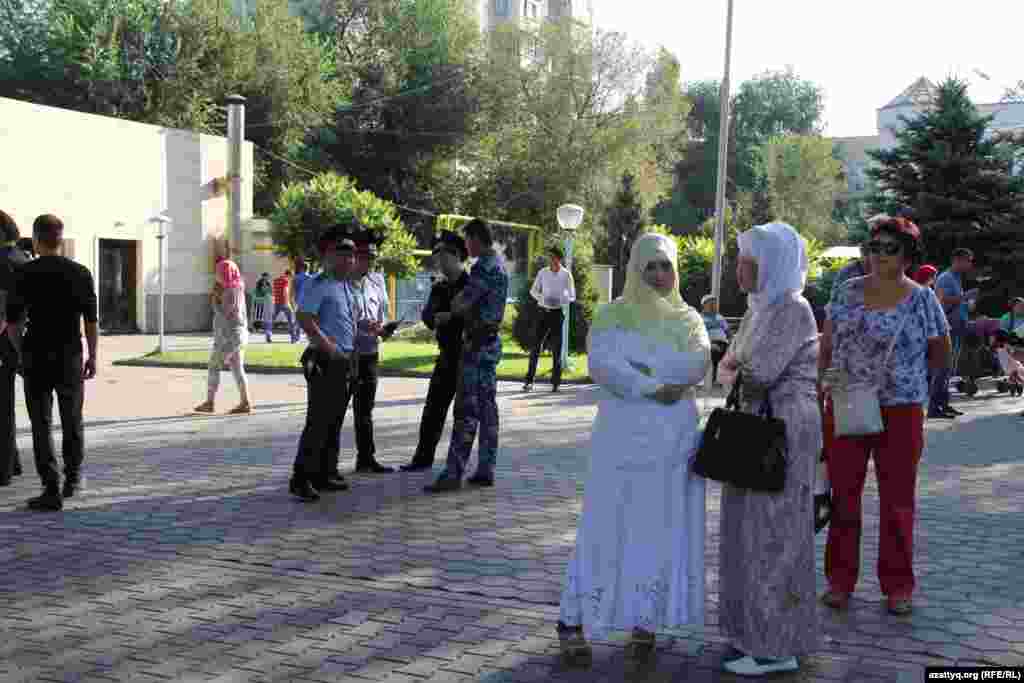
[1,335,1022,682]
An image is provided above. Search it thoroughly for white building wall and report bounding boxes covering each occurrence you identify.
[0,97,254,332]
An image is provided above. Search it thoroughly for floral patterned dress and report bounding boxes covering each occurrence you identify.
[718,293,822,659]
[558,325,709,640]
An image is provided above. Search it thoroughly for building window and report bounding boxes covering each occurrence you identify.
[495,0,509,16]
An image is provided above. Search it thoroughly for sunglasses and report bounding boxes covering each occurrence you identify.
[866,240,903,256]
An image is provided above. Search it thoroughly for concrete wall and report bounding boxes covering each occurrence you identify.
[0,97,254,333]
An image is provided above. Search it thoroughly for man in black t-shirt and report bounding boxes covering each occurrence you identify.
[0,210,29,486]
[6,214,99,511]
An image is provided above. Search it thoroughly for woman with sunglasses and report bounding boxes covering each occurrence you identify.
[819,216,951,616]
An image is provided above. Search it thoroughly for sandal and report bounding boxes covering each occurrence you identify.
[625,628,656,659]
[228,403,252,415]
[193,401,215,413]
[887,597,913,615]
[821,590,851,609]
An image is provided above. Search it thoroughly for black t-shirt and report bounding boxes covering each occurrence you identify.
[6,255,98,353]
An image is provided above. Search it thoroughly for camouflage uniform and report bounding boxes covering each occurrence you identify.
[439,248,509,481]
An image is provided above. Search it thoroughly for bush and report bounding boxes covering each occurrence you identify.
[270,172,419,278]
[512,235,599,355]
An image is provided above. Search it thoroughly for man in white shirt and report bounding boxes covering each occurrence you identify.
[524,246,576,393]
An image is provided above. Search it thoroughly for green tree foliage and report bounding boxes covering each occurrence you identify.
[754,134,846,244]
[0,0,343,213]
[270,172,418,278]
[462,20,658,233]
[599,173,647,298]
[654,68,825,233]
[866,77,1024,302]
[296,0,482,245]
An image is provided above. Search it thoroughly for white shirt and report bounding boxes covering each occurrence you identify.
[531,267,576,310]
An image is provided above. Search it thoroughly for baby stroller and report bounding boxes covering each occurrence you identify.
[952,318,1019,397]
[993,329,1024,397]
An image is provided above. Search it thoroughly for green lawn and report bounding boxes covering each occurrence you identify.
[128,338,591,382]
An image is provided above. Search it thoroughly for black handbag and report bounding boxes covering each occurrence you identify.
[692,373,788,492]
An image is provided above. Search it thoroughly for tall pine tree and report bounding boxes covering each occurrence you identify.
[867,77,1024,302]
[602,173,646,298]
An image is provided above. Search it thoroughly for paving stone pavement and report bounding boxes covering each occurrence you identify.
[1,336,1023,682]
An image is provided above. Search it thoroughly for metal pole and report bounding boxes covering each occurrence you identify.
[226,94,246,268]
[157,230,165,353]
[561,236,573,371]
[710,0,735,303]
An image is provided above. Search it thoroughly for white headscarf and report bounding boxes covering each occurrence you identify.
[737,222,809,311]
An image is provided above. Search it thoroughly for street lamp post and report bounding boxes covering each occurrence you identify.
[151,214,172,354]
[710,0,735,303]
[556,204,585,372]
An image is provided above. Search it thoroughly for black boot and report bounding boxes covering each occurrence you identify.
[27,484,63,511]
[62,475,85,499]
[288,474,320,502]
[355,459,394,473]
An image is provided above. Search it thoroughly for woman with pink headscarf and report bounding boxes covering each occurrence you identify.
[195,259,252,414]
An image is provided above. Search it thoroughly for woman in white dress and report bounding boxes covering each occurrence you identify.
[557,233,710,661]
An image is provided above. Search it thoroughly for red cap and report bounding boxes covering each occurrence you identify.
[871,216,921,241]
[913,264,937,285]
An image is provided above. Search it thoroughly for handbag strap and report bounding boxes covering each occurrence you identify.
[876,297,913,383]
[725,371,775,420]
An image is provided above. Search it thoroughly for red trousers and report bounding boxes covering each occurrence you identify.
[823,402,924,598]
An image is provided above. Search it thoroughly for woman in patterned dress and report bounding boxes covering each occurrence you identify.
[556,233,710,661]
[716,222,821,676]
[820,216,950,615]
[194,259,252,415]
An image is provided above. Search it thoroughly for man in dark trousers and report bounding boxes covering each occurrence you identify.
[346,233,396,473]
[289,228,359,501]
[523,245,575,393]
[400,231,469,472]
[6,214,98,511]
[0,210,29,486]
[425,219,509,493]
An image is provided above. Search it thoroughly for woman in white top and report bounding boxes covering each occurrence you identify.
[556,233,709,661]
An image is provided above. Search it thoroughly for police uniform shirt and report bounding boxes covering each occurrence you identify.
[300,274,356,352]
[350,272,389,355]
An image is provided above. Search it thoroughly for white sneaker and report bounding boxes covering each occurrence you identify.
[723,655,798,676]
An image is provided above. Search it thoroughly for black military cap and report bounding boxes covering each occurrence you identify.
[432,230,467,259]
[319,224,356,252]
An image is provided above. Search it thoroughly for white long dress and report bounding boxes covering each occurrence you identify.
[558,327,708,640]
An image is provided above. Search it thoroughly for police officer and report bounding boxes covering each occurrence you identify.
[348,233,397,473]
[425,219,509,493]
[0,210,28,486]
[289,228,359,502]
[400,231,469,472]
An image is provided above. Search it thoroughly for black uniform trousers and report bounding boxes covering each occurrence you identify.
[22,350,85,489]
[323,352,379,472]
[0,361,20,483]
[525,307,565,388]
[410,351,461,467]
[294,351,353,483]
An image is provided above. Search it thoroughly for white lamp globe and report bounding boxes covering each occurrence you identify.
[556,204,584,232]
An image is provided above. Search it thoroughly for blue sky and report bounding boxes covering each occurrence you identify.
[592,0,1020,137]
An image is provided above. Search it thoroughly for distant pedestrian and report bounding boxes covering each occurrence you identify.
[523,246,575,393]
[293,261,313,340]
[0,210,28,487]
[267,270,299,343]
[931,248,974,418]
[701,294,730,384]
[912,264,937,289]
[820,216,951,617]
[194,259,251,415]
[252,273,271,331]
[6,214,98,511]
[999,297,1024,336]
